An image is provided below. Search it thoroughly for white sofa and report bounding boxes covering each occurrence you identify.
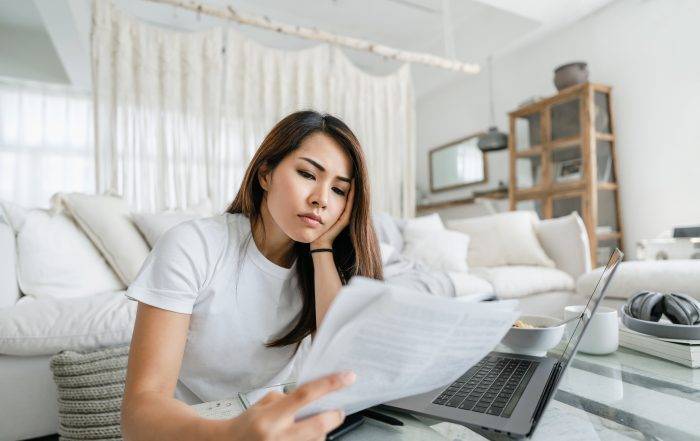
[0,196,601,440]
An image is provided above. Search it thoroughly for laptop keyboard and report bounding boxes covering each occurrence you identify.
[432,355,538,417]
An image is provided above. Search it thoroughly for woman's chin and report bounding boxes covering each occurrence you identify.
[288,228,320,244]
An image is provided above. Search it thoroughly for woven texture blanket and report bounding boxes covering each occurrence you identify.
[50,345,129,441]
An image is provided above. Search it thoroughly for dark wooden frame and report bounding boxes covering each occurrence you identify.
[428,132,488,193]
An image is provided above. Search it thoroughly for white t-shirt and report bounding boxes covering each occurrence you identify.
[126,213,310,404]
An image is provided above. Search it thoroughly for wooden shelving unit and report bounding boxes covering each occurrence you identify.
[508,83,623,266]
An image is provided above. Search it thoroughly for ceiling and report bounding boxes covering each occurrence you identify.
[0,0,615,96]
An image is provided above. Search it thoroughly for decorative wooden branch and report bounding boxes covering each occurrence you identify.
[144,0,481,74]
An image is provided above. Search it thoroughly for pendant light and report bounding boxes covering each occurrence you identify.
[478,56,508,152]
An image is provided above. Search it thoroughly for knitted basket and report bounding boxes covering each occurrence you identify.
[50,345,129,441]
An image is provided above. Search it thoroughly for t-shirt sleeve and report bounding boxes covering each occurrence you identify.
[126,219,225,314]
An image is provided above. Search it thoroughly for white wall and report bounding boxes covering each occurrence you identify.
[416,0,700,255]
[0,25,69,84]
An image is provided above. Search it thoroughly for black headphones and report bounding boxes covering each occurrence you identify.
[625,292,700,325]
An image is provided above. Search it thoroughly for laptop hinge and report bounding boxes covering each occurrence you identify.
[528,362,562,435]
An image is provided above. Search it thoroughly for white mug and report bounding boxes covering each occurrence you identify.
[563,305,618,355]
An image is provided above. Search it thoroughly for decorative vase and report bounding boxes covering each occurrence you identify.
[553,62,589,91]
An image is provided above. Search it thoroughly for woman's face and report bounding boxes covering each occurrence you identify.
[260,132,354,243]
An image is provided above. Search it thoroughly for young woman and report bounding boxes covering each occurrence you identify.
[121,110,384,440]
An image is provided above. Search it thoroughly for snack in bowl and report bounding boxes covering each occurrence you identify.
[502,315,566,356]
[512,320,536,329]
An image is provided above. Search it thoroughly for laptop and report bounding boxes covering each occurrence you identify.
[381,248,623,438]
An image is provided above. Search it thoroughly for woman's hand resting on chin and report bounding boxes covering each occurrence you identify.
[311,182,355,250]
[218,371,356,441]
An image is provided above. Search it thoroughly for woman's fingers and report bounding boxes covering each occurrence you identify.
[257,390,285,406]
[286,410,345,441]
[271,371,355,417]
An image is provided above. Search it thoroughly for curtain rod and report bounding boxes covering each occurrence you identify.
[144,0,480,74]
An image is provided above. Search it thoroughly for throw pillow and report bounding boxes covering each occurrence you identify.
[53,192,151,285]
[0,200,124,299]
[402,220,469,273]
[0,291,135,356]
[379,242,397,266]
[404,212,445,231]
[133,212,203,248]
[446,211,555,268]
[372,212,405,253]
[535,212,591,279]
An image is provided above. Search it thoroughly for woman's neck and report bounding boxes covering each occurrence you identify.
[251,199,296,269]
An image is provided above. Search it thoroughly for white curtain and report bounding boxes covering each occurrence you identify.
[0,77,94,208]
[328,49,416,218]
[92,1,223,212]
[92,2,416,217]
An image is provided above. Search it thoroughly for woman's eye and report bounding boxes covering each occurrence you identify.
[333,188,346,196]
[298,170,315,180]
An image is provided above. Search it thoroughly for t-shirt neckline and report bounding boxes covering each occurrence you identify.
[235,213,296,279]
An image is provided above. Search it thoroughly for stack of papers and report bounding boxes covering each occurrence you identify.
[296,276,518,418]
[619,322,700,368]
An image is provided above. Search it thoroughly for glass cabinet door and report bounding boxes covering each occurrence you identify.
[552,193,583,219]
[514,112,542,151]
[551,145,583,185]
[596,140,615,183]
[594,91,611,134]
[516,199,545,219]
[596,189,619,234]
[550,98,581,140]
[515,155,542,189]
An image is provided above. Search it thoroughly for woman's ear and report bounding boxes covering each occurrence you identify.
[258,164,272,191]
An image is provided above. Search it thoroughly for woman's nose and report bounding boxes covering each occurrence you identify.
[311,187,328,209]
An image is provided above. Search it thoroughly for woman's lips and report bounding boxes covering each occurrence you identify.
[299,215,321,227]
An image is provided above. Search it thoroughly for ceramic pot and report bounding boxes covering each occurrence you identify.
[553,62,589,91]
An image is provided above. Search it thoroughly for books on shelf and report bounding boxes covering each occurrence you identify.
[619,322,699,368]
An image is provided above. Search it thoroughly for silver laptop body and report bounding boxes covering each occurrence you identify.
[381,249,623,438]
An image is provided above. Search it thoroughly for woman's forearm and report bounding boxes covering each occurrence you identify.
[121,391,229,441]
[311,248,343,326]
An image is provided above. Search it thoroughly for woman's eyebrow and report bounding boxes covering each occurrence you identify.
[299,157,352,183]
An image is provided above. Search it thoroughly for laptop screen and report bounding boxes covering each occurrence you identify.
[557,248,623,368]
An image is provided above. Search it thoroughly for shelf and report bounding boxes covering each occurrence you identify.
[548,136,582,150]
[597,182,618,191]
[550,181,586,193]
[515,146,543,157]
[597,231,622,241]
[596,132,614,142]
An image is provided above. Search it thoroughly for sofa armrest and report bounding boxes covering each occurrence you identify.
[535,213,591,280]
[0,221,20,308]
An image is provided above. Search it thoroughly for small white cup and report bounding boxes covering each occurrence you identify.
[563,305,619,355]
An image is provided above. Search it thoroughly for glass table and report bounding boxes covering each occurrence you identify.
[357,346,700,440]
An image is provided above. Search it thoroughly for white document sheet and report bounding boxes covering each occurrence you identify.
[296,277,519,419]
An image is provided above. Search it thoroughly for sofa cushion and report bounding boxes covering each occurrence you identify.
[373,212,406,253]
[53,193,151,285]
[577,260,700,301]
[535,213,591,279]
[470,266,574,299]
[447,211,555,268]
[0,291,135,356]
[0,217,19,308]
[447,272,494,298]
[0,200,124,300]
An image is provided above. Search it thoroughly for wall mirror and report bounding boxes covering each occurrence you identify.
[429,132,488,192]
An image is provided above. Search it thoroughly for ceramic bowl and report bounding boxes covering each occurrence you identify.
[501,315,566,356]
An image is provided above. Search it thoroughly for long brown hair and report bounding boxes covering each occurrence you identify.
[226,110,383,347]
